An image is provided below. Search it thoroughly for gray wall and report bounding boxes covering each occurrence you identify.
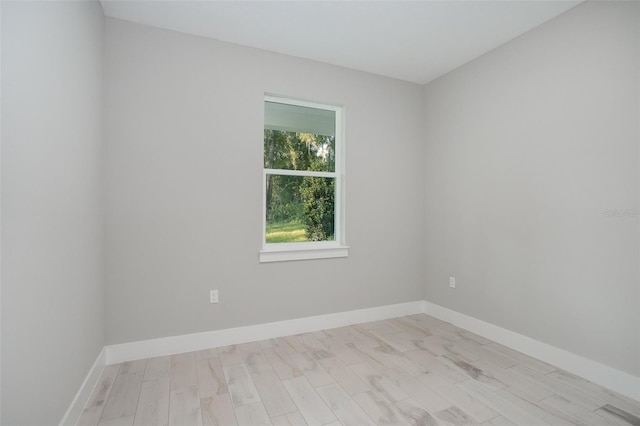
[1,1,105,424]
[423,1,639,376]
[104,19,425,345]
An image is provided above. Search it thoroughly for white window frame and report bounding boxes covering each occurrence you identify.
[260,95,348,263]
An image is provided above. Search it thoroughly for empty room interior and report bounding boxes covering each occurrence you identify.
[2,0,640,425]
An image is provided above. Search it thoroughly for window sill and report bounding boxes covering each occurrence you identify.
[259,244,349,263]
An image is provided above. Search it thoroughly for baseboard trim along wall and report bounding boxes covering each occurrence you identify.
[105,300,426,364]
[63,299,640,425]
[59,347,106,426]
[423,300,640,402]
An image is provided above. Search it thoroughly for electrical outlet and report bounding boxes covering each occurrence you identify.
[210,289,219,304]
[449,276,456,288]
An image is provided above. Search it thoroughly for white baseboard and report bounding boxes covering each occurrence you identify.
[105,300,425,365]
[88,298,637,412]
[423,300,640,402]
[59,347,106,426]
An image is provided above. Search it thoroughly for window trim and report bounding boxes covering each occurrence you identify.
[260,95,348,263]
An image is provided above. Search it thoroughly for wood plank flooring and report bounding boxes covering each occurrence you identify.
[78,314,640,425]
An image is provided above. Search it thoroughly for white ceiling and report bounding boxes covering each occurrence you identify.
[100,0,581,85]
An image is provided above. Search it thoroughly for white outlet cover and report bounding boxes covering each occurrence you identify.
[449,277,456,288]
[210,290,219,303]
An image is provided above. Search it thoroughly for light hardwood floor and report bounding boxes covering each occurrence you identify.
[78,314,640,426]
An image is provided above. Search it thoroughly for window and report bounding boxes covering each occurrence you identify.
[260,96,348,262]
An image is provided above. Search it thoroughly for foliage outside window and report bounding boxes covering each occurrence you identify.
[260,96,347,262]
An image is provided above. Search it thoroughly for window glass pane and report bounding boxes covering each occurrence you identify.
[264,130,335,172]
[266,174,335,243]
[265,101,335,136]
